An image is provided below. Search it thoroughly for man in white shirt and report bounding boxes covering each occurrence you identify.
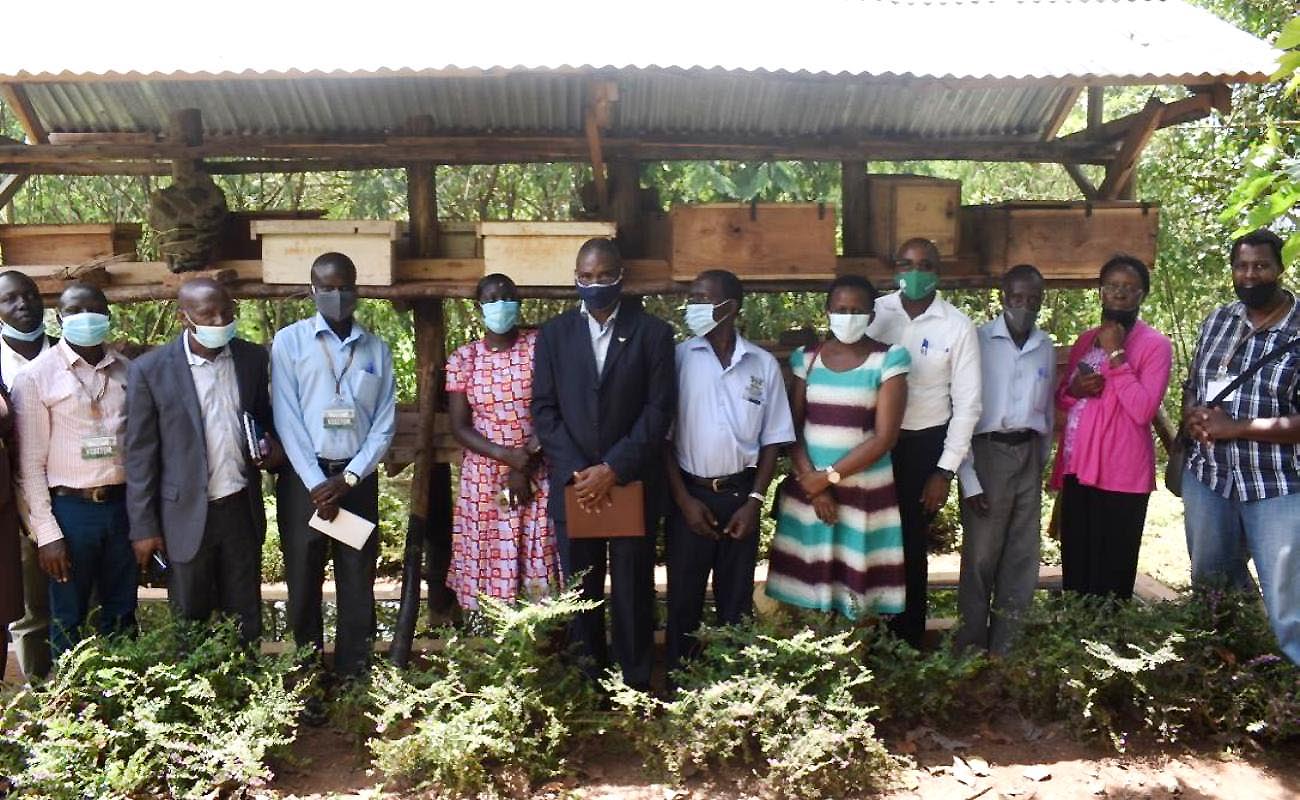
[0,270,53,680]
[665,270,795,672]
[867,238,981,648]
[955,265,1054,654]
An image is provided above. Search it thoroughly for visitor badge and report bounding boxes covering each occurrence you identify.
[743,376,764,405]
[81,434,118,460]
[323,405,357,429]
[1206,376,1237,404]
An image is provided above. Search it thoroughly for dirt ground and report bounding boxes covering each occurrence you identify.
[262,716,1300,800]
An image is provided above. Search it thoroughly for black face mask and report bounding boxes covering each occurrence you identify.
[1234,281,1280,310]
[1102,307,1140,328]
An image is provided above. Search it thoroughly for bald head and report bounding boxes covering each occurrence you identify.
[178,278,236,330]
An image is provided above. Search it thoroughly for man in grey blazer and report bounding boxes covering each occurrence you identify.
[125,279,282,642]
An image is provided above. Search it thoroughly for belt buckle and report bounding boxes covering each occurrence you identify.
[711,477,724,493]
[89,486,108,503]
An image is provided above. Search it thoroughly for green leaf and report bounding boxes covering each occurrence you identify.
[1275,16,1300,51]
[1284,233,1300,266]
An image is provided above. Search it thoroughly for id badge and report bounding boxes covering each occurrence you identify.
[1206,375,1237,404]
[81,434,118,460]
[323,405,357,429]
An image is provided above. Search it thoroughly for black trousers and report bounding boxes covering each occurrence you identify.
[277,465,380,677]
[889,424,948,648]
[1059,475,1150,600]
[666,476,758,672]
[555,518,656,690]
[168,491,263,643]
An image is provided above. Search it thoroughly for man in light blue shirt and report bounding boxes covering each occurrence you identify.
[665,270,795,672]
[955,264,1054,655]
[271,252,396,683]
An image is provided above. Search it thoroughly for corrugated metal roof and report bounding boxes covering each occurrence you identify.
[0,0,1277,143]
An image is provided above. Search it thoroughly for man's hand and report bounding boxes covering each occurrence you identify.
[309,474,350,511]
[253,436,287,471]
[1096,319,1128,354]
[723,498,761,540]
[1068,370,1105,399]
[573,463,617,512]
[506,469,534,508]
[500,446,533,474]
[811,493,838,525]
[962,493,990,517]
[317,501,340,522]
[1187,406,1243,443]
[38,540,71,583]
[677,494,719,539]
[798,468,832,498]
[131,536,165,570]
[921,472,952,514]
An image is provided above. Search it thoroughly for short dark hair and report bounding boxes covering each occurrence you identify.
[825,274,878,309]
[576,237,622,268]
[310,252,358,283]
[695,269,744,306]
[1002,263,1044,290]
[0,270,37,290]
[1099,254,1150,295]
[895,237,942,265]
[476,272,517,301]
[1230,228,1285,266]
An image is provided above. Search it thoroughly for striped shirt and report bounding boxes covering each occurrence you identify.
[12,340,130,545]
[1185,296,1300,500]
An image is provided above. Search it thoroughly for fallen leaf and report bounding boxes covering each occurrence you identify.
[1023,765,1052,782]
[953,756,978,786]
[968,757,992,776]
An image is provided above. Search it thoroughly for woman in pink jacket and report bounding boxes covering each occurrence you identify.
[1051,255,1172,599]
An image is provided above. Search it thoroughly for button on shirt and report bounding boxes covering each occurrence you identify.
[12,340,130,546]
[1186,296,1300,500]
[271,314,397,491]
[184,333,247,500]
[955,315,1055,497]
[867,291,982,472]
[580,301,620,374]
[673,334,797,478]
[0,334,48,392]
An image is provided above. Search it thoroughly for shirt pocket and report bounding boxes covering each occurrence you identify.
[351,370,382,408]
[44,373,83,423]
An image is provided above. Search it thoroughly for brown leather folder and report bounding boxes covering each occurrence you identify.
[563,481,646,539]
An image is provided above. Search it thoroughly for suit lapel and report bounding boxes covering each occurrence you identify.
[229,339,255,414]
[171,336,205,438]
[572,310,600,386]
[599,305,634,384]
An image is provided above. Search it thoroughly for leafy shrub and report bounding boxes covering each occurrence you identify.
[0,619,304,799]
[605,615,899,798]
[366,589,601,797]
[856,623,991,725]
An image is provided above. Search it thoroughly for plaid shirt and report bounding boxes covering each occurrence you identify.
[1185,295,1300,500]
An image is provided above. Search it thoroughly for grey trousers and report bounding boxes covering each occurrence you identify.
[9,534,50,680]
[956,436,1043,655]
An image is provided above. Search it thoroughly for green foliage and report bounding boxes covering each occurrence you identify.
[366,589,601,797]
[606,614,899,798]
[0,619,304,799]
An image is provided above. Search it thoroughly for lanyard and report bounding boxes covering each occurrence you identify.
[1215,299,1294,377]
[317,335,356,399]
[63,351,109,417]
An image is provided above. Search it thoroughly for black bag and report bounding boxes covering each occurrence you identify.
[1166,335,1300,496]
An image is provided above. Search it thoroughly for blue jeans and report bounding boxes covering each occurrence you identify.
[48,496,137,661]
[1183,473,1300,664]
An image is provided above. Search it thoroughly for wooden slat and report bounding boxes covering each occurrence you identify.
[0,84,48,143]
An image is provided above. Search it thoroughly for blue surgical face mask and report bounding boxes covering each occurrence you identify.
[481,300,521,335]
[575,275,622,312]
[186,314,237,349]
[1,321,44,342]
[60,312,111,347]
[684,300,734,338]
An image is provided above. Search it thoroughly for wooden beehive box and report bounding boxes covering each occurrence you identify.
[477,221,617,285]
[964,202,1159,279]
[251,219,400,285]
[439,221,482,259]
[668,203,836,280]
[864,175,961,257]
[215,210,326,260]
[0,223,142,265]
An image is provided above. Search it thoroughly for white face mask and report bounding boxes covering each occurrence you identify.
[828,313,872,344]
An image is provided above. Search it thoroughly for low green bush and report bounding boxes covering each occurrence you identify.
[0,619,304,800]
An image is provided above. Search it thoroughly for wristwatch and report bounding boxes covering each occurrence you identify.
[824,466,842,485]
[936,468,955,481]
[342,470,359,488]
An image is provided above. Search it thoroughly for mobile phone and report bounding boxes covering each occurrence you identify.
[1076,361,1095,375]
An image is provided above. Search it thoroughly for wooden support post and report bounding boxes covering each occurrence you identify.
[1061,163,1099,201]
[168,108,204,147]
[840,160,870,257]
[1086,86,1104,136]
[0,84,48,143]
[609,159,642,256]
[583,81,618,214]
[1098,97,1165,200]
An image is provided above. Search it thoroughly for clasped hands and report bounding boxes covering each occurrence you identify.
[572,463,617,513]
[1183,405,1241,444]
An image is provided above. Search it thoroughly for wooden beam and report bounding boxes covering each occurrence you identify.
[583,81,618,213]
[1086,86,1104,136]
[1098,97,1165,200]
[1061,163,1099,201]
[0,84,48,143]
[1057,91,1215,148]
[840,160,870,257]
[0,174,28,208]
[608,159,643,256]
[168,108,204,147]
[1188,83,1233,116]
[1043,87,1082,141]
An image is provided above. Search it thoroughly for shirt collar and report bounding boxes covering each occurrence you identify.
[687,331,751,369]
[988,313,1048,353]
[886,289,946,321]
[1229,291,1299,333]
[0,333,47,364]
[182,331,232,366]
[57,337,116,370]
[312,312,365,345]
[580,301,621,331]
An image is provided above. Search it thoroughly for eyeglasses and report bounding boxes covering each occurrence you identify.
[894,258,938,270]
[575,272,623,288]
[1100,283,1143,298]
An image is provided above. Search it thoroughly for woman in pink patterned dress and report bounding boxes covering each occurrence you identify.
[446,274,558,610]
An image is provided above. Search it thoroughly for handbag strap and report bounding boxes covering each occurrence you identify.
[1208,335,1300,408]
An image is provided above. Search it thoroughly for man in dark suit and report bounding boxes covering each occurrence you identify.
[125,278,282,642]
[532,238,676,690]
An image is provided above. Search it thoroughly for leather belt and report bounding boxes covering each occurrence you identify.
[975,429,1037,446]
[51,484,126,503]
[209,490,245,507]
[683,468,756,494]
[317,458,351,476]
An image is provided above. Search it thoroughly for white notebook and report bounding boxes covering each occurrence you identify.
[308,508,376,550]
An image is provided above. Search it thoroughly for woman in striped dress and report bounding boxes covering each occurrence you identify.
[766,275,910,619]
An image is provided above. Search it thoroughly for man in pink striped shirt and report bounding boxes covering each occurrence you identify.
[12,283,135,661]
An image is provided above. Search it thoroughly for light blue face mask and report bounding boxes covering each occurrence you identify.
[1,322,44,342]
[59,312,111,347]
[187,314,238,349]
[481,300,521,335]
[684,300,734,338]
